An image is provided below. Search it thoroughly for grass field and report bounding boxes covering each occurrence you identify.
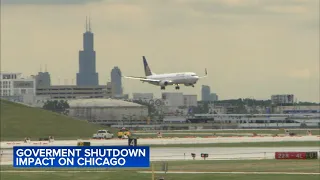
[148,141,320,148]
[1,160,319,180]
[3,172,319,180]
[2,172,319,180]
[0,100,116,141]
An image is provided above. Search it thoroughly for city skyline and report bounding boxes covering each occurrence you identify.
[1,0,319,102]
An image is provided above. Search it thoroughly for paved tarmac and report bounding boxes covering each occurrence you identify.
[1,136,319,148]
[1,146,319,165]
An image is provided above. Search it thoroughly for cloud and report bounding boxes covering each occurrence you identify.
[1,0,103,5]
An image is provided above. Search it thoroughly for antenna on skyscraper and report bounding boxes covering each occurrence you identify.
[85,16,88,32]
[89,16,92,32]
[45,64,47,72]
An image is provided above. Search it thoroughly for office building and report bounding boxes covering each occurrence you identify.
[35,71,51,87]
[111,66,123,97]
[271,94,294,105]
[76,17,99,86]
[162,92,184,107]
[0,72,36,104]
[201,85,211,101]
[183,95,197,107]
[210,93,218,101]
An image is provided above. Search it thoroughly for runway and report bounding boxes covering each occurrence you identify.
[1,147,319,165]
[1,136,319,148]
[1,136,319,165]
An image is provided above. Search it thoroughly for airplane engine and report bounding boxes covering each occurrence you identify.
[159,80,169,86]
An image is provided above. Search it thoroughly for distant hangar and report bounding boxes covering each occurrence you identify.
[67,98,148,125]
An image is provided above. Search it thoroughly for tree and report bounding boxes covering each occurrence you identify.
[43,100,70,115]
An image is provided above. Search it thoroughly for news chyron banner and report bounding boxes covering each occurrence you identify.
[13,146,150,168]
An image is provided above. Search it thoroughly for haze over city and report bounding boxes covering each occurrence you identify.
[1,0,319,102]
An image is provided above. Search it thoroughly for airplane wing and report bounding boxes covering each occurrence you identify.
[198,68,208,78]
[122,75,161,83]
[120,71,173,84]
[122,75,147,80]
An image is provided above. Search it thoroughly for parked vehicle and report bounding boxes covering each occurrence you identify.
[117,128,131,139]
[92,130,114,139]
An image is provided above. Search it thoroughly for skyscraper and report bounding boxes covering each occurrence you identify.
[210,93,218,101]
[35,72,51,87]
[111,66,123,96]
[201,85,211,101]
[76,17,99,86]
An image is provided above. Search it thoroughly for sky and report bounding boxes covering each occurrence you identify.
[1,0,319,102]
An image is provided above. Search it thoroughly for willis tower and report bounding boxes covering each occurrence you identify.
[76,17,99,86]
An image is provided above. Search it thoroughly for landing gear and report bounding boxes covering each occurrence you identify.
[175,85,180,90]
[161,86,165,90]
[192,85,194,87]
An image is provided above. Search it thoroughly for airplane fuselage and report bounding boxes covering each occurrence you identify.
[122,56,207,90]
[146,72,199,86]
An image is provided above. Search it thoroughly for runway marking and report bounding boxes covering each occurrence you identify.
[138,171,320,175]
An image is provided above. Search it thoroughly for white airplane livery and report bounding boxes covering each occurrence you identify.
[121,56,208,90]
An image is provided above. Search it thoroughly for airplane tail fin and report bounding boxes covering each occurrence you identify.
[198,68,208,78]
[143,56,154,76]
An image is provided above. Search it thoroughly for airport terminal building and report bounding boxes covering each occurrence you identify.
[36,85,112,99]
[67,98,148,126]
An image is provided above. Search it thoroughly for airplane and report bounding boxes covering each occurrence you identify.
[120,56,208,90]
